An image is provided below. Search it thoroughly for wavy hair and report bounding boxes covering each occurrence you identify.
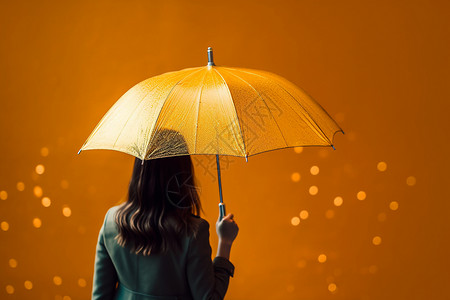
[114,131,202,255]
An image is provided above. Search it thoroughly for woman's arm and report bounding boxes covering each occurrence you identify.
[92,210,118,300]
[186,214,238,300]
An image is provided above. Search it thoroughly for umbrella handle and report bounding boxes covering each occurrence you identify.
[219,203,226,221]
[216,155,226,221]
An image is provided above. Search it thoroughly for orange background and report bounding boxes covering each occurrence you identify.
[1,0,449,299]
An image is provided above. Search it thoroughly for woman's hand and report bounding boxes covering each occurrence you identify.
[216,213,239,245]
[216,213,239,260]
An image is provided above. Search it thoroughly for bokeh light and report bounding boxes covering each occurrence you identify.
[291,217,300,226]
[299,210,309,220]
[389,201,399,211]
[1,221,10,231]
[41,197,51,207]
[291,172,301,182]
[32,218,42,228]
[328,283,337,292]
[297,260,306,268]
[377,161,387,172]
[77,278,87,288]
[310,166,319,175]
[293,146,303,154]
[378,212,387,222]
[369,265,378,274]
[0,190,8,200]
[325,209,335,219]
[16,182,25,191]
[372,236,382,246]
[53,276,62,286]
[9,258,17,268]
[60,180,69,189]
[40,147,49,157]
[35,164,45,175]
[33,186,43,198]
[318,254,327,263]
[62,206,72,217]
[5,285,14,294]
[406,176,416,186]
[333,196,343,207]
[24,280,33,290]
[63,296,72,300]
[309,185,318,195]
[357,191,366,201]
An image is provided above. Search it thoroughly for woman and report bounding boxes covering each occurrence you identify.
[92,153,239,300]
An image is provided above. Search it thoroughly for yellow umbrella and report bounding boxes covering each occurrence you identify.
[79,47,344,219]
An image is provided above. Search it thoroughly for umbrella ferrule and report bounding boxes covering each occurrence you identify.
[207,47,215,66]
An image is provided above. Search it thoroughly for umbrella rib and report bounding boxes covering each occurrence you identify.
[212,68,248,157]
[222,67,332,145]
[111,81,167,151]
[194,70,208,153]
[220,68,290,148]
[145,67,205,159]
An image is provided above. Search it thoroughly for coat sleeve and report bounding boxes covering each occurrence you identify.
[186,219,235,300]
[92,209,118,300]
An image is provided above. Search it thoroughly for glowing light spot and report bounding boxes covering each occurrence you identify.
[334,196,343,207]
[35,164,45,175]
[9,259,17,268]
[377,161,387,172]
[369,265,378,274]
[294,147,303,154]
[61,180,69,189]
[357,191,366,201]
[299,210,309,220]
[53,276,62,286]
[77,278,87,288]
[5,285,14,294]
[63,296,71,300]
[377,212,387,222]
[33,186,43,198]
[16,182,25,191]
[24,280,33,290]
[291,172,301,182]
[41,197,51,207]
[309,186,318,195]
[310,166,319,175]
[40,147,49,157]
[389,201,399,211]
[33,218,42,228]
[328,283,337,292]
[0,191,8,200]
[62,206,72,217]
[325,209,335,219]
[372,236,382,245]
[291,217,300,226]
[1,221,9,231]
[297,260,306,268]
[318,254,327,263]
[406,176,416,186]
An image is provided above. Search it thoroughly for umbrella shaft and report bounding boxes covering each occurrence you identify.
[216,155,223,204]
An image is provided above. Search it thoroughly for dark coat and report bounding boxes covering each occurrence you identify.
[92,206,235,300]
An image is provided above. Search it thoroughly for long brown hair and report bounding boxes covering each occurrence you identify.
[114,138,202,255]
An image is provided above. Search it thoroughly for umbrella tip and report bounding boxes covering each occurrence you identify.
[207,47,215,66]
[331,145,336,150]
[77,149,82,155]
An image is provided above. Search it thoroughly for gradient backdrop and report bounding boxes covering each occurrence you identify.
[1,0,449,299]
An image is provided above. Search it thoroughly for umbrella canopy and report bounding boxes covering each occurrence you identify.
[79,48,343,162]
